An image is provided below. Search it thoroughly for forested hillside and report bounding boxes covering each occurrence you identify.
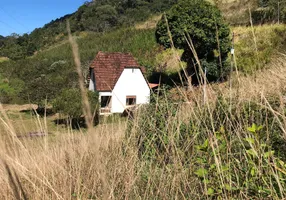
[0,0,177,60]
[0,28,159,104]
[1,0,286,61]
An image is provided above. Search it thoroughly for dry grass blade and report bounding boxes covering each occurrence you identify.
[66,20,93,130]
[3,160,27,200]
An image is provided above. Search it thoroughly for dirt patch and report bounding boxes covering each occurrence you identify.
[135,15,162,30]
[1,104,38,112]
[0,57,9,63]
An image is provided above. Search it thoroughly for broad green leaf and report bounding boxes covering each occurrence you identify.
[202,139,209,149]
[203,179,210,184]
[222,165,229,172]
[195,168,208,177]
[225,184,231,191]
[257,125,263,131]
[245,137,255,144]
[210,164,216,170]
[251,167,256,176]
[264,151,274,158]
[247,124,257,133]
[261,143,267,147]
[195,139,209,152]
[246,149,257,157]
[196,158,205,164]
[207,188,214,195]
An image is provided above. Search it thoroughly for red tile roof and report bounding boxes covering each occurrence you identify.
[90,52,144,91]
[149,83,159,89]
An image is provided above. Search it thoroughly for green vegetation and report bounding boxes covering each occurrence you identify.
[1,67,286,198]
[155,0,231,81]
[1,0,285,105]
[0,0,177,60]
[0,28,160,105]
[154,48,186,74]
[0,74,24,104]
[1,1,286,199]
[252,0,286,24]
[52,88,99,126]
[234,24,286,74]
[126,86,286,199]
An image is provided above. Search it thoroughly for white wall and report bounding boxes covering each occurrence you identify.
[88,69,95,92]
[111,68,150,113]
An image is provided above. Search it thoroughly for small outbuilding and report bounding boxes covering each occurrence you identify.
[88,51,151,115]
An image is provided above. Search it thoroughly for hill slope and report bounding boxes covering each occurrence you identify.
[0,0,177,60]
[0,28,160,104]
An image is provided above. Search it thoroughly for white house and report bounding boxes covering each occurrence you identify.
[88,52,156,114]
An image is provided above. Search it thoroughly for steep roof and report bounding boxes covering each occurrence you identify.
[90,52,143,91]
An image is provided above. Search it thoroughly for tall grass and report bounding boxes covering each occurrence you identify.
[0,61,286,199]
[1,23,286,200]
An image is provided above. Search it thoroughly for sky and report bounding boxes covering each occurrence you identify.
[0,0,87,36]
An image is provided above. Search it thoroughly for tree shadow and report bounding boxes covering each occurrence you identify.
[149,51,228,88]
[20,106,55,117]
[148,70,189,88]
[53,116,99,130]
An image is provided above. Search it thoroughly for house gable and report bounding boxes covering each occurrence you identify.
[90,52,143,92]
[111,67,150,113]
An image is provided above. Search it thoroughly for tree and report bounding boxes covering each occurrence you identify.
[52,88,99,127]
[155,0,231,81]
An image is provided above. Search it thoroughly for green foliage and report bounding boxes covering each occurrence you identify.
[0,0,177,60]
[155,0,231,81]
[154,48,186,75]
[0,74,24,104]
[0,28,160,105]
[127,91,286,198]
[235,25,286,74]
[132,88,181,163]
[52,88,99,120]
[253,0,286,24]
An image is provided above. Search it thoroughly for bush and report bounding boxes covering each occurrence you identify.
[155,0,231,81]
[126,89,286,198]
[52,88,99,127]
[234,25,286,74]
[0,75,24,104]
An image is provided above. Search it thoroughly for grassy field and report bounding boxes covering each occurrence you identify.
[1,8,286,199]
[1,37,286,199]
[0,105,74,137]
[1,59,286,199]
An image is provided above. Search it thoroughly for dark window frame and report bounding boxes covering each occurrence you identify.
[101,96,112,108]
[126,95,136,106]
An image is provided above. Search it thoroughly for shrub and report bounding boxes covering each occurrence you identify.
[52,88,99,127]
[234,25,286,74]
[126,89,286,198]
[155,0,231,81]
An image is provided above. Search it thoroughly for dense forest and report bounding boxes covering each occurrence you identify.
[0,0,177,60]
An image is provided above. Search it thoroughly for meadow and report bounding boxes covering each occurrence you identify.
[1,0,286,198]
[1,23,286,199]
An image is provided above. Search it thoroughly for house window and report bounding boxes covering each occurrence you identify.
[101,96,112,108]
[126,96,136,106]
